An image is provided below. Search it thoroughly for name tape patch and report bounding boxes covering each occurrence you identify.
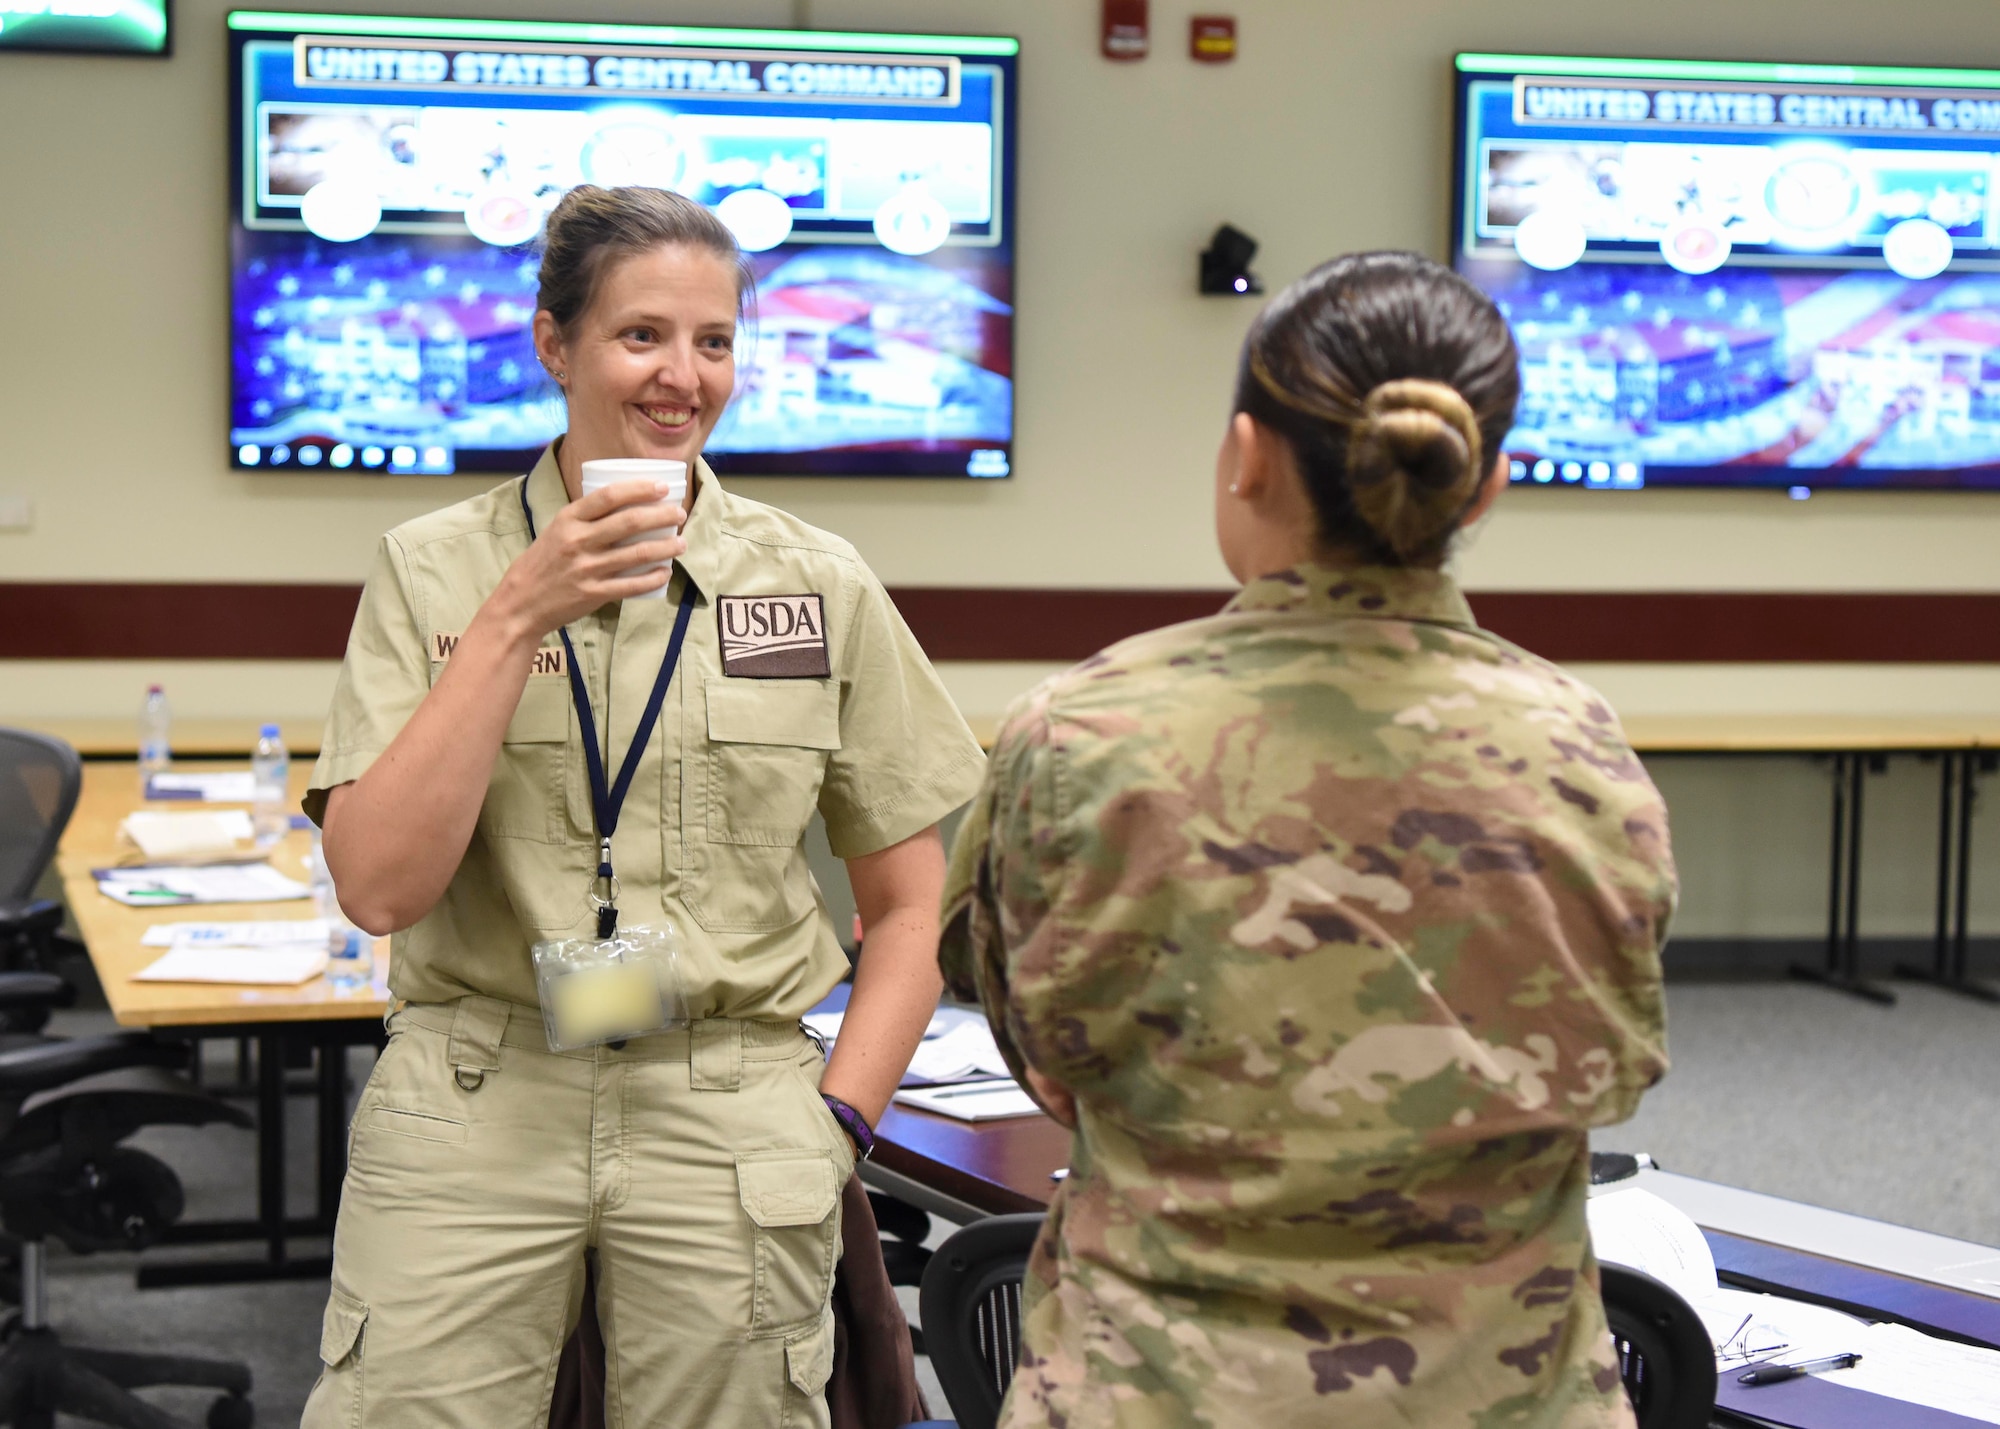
[431,631,568,677]
[717,595,830,679]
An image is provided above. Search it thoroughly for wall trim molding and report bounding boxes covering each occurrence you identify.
[3,583,1998,663]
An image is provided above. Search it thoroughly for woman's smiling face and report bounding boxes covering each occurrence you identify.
[534,242,740,479]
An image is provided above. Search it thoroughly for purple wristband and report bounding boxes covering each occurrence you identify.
[821,1093,875,1161]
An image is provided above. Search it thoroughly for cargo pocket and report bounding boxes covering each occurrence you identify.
[685,682,838,933]
[303,1287,367,1429]
[785,1307,836,1412]
[736,1148,842,1335]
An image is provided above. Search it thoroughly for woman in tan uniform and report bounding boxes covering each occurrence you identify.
[304,186,983,1429]
[941,251,1675,1427]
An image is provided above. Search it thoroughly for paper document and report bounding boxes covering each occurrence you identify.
[1589,1187,1723,1307]
[905,1021,1013,1083]
[1820,1322,2000,1425]
[133,946,328,985]
[894,1080,1042,1121]
[803,1007,960,1045]
[145,771,258,803]
[96,864,309,906]
[119,811,255,864]
[142,920,330,948]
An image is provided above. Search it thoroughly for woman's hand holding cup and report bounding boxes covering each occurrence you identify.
[492,473,688,641]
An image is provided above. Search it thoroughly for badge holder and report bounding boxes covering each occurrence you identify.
[533,879,688,1052]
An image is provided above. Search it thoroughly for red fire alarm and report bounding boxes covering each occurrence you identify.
[1190,16,1236,63]
[1102,0,1148,61]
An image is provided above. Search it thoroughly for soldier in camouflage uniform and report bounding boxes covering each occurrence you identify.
[939,252,1674,1428]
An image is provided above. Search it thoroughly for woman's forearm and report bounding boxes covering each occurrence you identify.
[322,596,543,933]
[821,830,947,1126]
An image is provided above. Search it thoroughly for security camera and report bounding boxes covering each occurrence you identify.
[1199,223,1263,295]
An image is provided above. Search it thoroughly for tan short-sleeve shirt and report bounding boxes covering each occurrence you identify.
[309,446,985,1017]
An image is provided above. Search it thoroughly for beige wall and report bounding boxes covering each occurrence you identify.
[5,0,2000,939]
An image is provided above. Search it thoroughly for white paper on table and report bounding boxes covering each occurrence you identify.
[1589,1188,1723,1310]
[804,1007,965,1047]
[119,811,256,863]
[97,864,310,906]
[904,1020,1013,1083]
[893,1080,1042,1121]
[145,771,258,803]
[132,945,328,985]
[1822,1321,2000,1424]
[142,920,330,948]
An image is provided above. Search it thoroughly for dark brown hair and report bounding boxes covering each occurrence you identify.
[536,184,754,334]
[1234,251,1520,567]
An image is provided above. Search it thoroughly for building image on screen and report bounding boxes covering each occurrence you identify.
[226,12,1017,477]
[1453,54,2000,490]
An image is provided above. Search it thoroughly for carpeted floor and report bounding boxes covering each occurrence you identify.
[26,978,1998,1426]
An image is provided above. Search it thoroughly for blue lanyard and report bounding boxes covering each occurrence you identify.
[519,476,697,938]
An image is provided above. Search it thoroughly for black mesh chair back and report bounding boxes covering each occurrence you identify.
[0,729,81,902]
[1601,1263,1718,1429]
[917,1212,1043,1429]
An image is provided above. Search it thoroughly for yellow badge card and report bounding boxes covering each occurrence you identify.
[548,962,664,1046]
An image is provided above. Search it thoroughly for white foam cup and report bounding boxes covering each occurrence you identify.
[577,458,688,600]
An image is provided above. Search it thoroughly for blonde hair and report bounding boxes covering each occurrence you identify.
[1235,252,1518,567]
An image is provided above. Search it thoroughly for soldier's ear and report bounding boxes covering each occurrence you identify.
[1232,414,1282,501]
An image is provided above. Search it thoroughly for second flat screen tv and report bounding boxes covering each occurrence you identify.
[227,11,1018,477]
[1455,53,2000,490]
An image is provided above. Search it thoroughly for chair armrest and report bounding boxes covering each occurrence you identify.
[0,973,76,1011]
[0,900,64,939]
[0,1033,183,1096]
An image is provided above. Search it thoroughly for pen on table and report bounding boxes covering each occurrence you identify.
[1738,1352,1862,1385]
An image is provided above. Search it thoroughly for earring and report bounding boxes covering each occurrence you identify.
[1229,483,1241,495]
[554,372,567,383]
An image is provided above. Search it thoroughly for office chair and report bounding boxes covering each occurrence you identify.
[0,732,86,1028]
[911,1213,1040,1429]
[1600,1264,1717,1429]
[912,1216,1717,1429]
[0,988,258,1429]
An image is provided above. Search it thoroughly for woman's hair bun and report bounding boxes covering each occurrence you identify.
[1344,379,1484,561]
[1231,251,1520,568]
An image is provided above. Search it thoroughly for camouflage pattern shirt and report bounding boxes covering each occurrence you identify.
[939,564,1674,1429]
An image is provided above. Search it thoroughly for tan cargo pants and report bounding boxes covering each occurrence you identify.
[301,996,853,1429]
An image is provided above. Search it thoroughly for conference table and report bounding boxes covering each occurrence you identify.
[53,759,390,1288]
[1607,716,2000,1007]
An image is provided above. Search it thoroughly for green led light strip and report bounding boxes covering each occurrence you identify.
[226,10,1017,56]
[1457,52,2000,90]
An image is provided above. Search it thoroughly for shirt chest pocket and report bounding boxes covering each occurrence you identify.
[682,682,838,932]
[477,679,575,843]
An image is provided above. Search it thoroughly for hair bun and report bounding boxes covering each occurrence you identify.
[1345,378,1485,560]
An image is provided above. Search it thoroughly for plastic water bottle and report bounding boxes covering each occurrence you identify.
[252,724,290,847]
[327,923,375,990]
[137,685,171,794]
[309,831,373,990]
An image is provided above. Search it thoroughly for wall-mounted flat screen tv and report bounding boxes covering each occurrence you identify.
[1454,53,2000,490]
[227,12,1017,477]
[1,0,168,54]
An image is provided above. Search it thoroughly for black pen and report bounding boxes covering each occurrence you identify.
[1739,1352,1862,1385]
